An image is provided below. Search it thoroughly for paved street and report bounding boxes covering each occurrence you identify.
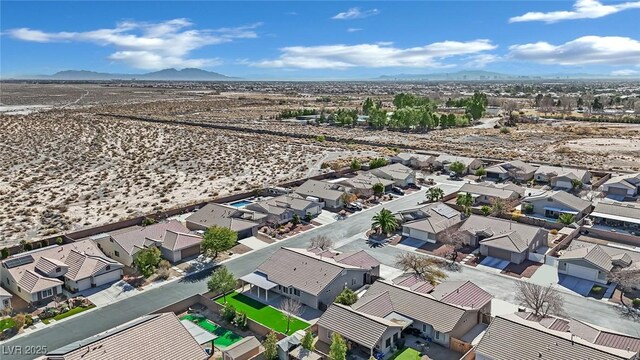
[3,178,639,359]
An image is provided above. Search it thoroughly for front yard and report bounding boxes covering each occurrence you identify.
[0,317,16,331]
[215,292,310,335]
[41,305,95,324]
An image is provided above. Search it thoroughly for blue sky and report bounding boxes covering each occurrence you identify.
[1,1,639,79]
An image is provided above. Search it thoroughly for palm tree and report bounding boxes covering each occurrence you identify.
[426,187,444,202]
[371,208,398,235]
[456,192,474,216]
[558,213,575,225]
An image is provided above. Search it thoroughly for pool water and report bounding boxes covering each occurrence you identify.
[180,314,243,347]
[229,200,253,208]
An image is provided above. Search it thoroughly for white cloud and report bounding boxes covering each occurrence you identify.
[508,36,640,65]
[611,69,639,76]
[251,40,497,69]
[464,54,501,68]
[347,28,363,33]
[332,8,380,20]
[7,19,260,70]
[509,0,640,23]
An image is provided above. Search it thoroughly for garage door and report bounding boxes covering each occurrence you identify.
[93,270,122,287]
[180,244,201,260]
[607,186,629,196]
[487,247,512,261]
[555,181,572,189]
[567,263,597,281]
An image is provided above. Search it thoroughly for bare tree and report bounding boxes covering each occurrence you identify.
[514,282,565,317]
[280,297,303,334]
[502,100,519,126]
[560,95,576,116]
[491,197,518,216]
[608,268,640,308]
[395,253,447,285]
[309,235,333,251]
[439,228,467,262]
[539,95,555,116]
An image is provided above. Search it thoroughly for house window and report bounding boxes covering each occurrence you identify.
[327,330,333,340]
[393,333,398,343]
[56,267,61,273]
[17,287,21,293]
[434,331,440,340]
[422,324,427,332]
[293,288,300,296]
[385,338,391,348]
[114,250,120,257]
[42,288,53,298]
[106,265,111,271]
[351,278,356,285]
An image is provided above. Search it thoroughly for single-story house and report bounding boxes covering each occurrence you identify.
[474,312,640,360]
[223,336,263,360]
[186,203,263,239]
[93,220,203,265]
[317,279,491,355]
[534,165,592,189]
[433,155,483,175]
[40,312,208,360]
[294,179,351,210]
[397,203,464,243]
[339,173,394,197]
[602,173,640,198]
[242,247,380,310]
[370,163,417,187]
[390,152,435,169]
[558,244,632,284]
[0,286,12,311]
[522,190,593,220]
[0,240,123,305]
[457,182,521,206]
[457,215,549,264]
[485,160,537,182]
[245,194,321,225]
[589,201,640,233]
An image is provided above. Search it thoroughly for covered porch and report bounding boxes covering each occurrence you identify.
[239,272,278,302]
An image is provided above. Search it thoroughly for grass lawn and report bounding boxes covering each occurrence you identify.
[388,347,421,360]
[180,314,243,348]
[0,318,16,331]
[216,292,310,335]
[42,305,96,324]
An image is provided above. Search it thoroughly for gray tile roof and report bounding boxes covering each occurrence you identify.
[352,280,469,333]
[257,247,366,296]
[560,245,614,272]
[295,180,348,201]
[480,231,529,253]
[186,203,260,232]
[45,313,207,360]
[475,313,638,360]
[370,163,416,181]
[317,304,401,349]
[459,215,545,252]
[486,160,537,176]
[339,173,394,191]
[248,194,318,216]
[535,165,590,181]
[605,173,640,188]
[430,281,492,310]
[111,220,194,254]
[524,190,592,212]
[334,250,380,269]
[459,183,519,200]
[400,202,463,234]
[434,155,479,167]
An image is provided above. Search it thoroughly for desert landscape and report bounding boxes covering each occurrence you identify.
[1,81,640,246]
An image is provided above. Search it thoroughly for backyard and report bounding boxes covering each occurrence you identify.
[215,292,310,335]
[180,314,243,348]
[388,347,421,360]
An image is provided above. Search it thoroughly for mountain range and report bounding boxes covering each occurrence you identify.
[13,68,235,81]
[376,70,636,81]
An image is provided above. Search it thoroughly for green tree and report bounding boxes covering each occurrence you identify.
[466,92,488,120]
[55,237,63,245]
[558,213,575,225]
[202,225,238,259]
[456,192,474,216]
[350,158,362,170]
[329,332,347,360]
[448,161,466,177]
[570,179,583,190]
[372,182,385,197]
[1,248,8,259]
[301,330,316,351]
[335,288,358,306]
[207,266,237,303]
[292,213,301,225]
[369,158,389,169]
[481,205,491,216]
[371,208,398,235]
[264,332,279,360]
[426,187,445,202]
[134,247,162,277]
[475,167,487,177]
[368,106,387,129]
[362,97,375,115]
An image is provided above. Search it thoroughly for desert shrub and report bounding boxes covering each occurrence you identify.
[632,298,640,308]
[12,314,26,331]
[55,237,63,245]
[141,217,156,226]
[158,260,171,270]
[591,286,603,294]
[156,267,170,280]
[24,314,33,327]
[222,304,236,322]
[315,135,326,142]
[500,127,510,134]
[523,203,534,214]
[550,229,558,235]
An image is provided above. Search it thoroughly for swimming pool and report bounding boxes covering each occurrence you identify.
[229,200,253,208]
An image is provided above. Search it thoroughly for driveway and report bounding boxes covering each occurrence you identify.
[396,237,428,251]
[238,236,270,250]
[80,280,139,307]
[477,257,510,272]
[557,274,596,297]
[529,264,559,286]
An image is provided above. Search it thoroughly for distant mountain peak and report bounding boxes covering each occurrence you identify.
[25,68,235,81]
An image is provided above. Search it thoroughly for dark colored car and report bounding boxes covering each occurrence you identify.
[407,183,421,189]
[391,186,405,195]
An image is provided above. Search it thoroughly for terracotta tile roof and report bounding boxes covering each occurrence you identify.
[162,230,202,251]
[45,313,207,360]
[334,250,380,269]
[430,281,492,310]
[110,220,193,254]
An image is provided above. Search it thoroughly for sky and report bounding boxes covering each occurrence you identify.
[1,0,639,79]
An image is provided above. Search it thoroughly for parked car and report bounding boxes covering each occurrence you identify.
[391,186,405,195]
[407,183,421,189]
[346,202,362,211]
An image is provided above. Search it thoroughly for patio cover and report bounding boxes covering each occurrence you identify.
[384,311,414,329]
[590,212,640,226]
[180,320,217,345]
[240,272,278,290]
[544,206,578,215]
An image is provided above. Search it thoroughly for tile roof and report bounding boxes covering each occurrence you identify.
[459,215,545,252]
[295,179,348,201]
[45,313,207,360]
[400,202,463,234]
[19,269,63,293]
[480,231,529,253]
[475,313,638,360]
[560,245,614,272]
[486,160,537,176]
[352,280,469,333]
[317,304,402,349]
[248,194,318,216]
[35,256,68,274]
[111,220,197,254]
[0,287,11,298]
[391,274,435,294]
[162,230,203,251]
[370,163,416,181]
[339,173,394,190]
[524,190,592,212]
[334,250,380,269]
[257,247,367,296]
[459,183,519,200]
[434,155,479,167]
[605,173,640,188]
[430,281,492,310]
[186,203,261,232]
[592,201,640,222]
[535,165,589,181]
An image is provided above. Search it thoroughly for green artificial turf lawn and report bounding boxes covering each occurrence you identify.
[0,318,16,331]
[216,292,310,335]
[388,347,421,360]
[42,305,96,324]
[180,314,243,348]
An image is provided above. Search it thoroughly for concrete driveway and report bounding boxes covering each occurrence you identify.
[477,256,510,272]
[81,280,139,307]
[557,274,596,296]
[529,264,559,286]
